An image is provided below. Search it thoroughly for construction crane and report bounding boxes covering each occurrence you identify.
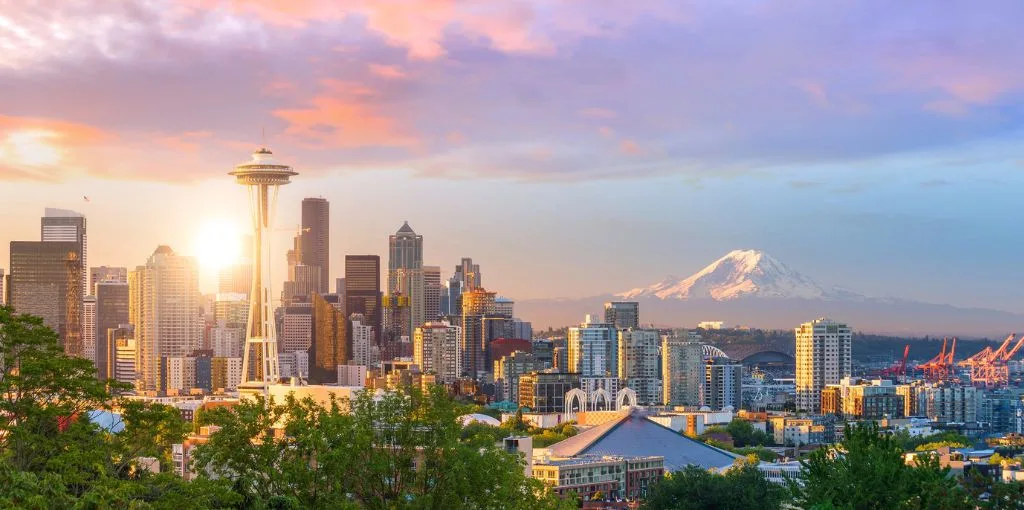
[963,334,1024,388]
[917,337,957,382]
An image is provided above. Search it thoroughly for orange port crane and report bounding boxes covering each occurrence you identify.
[960,334,1024,387]
[877,344,910,380]
[918,337,957,382]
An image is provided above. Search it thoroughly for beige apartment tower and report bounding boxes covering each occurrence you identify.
[795,318,852,413]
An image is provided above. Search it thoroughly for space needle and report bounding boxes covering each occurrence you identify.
[230,147,297,398]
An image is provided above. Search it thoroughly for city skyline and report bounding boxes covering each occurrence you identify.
[2,2,1024,314]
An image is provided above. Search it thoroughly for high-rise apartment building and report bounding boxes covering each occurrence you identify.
[210,323,244,358]
[568,315,618,378]
[413,321,462,383]
[349,313,376,368]
[795,318,852,413]
[460,287,496,378]
[95,282,129,380]
[309,293,347,384]
[495,351,549,403]
[41,208,87,296]
[90,266,127,295]
[604,302,639,329]
[212,357,244,391]
[301,198,329,293]
[704,357,742,411]
[82,296,97,364]
[129,246,202,392]
[423,266,441,322]
[618,328,661,404]
[662,334,703,406]
[9,241,83,355]
[345,255,381,343]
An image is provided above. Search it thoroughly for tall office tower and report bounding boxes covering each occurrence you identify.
[9,241,83,354]
[281,302,313,353]
[413,321,462,383]
[290,265,321,302]
[309,293,347,384]
[795,318,852,413]
[423,266,441,321]
[482,314,514,371]
[604,301,639,329]
[41,208,87,296]
[617,328,661,404]
[441,277,461,317]
[82,296,97,364]
[349,313,376,368]
[231,147,296,396]
[213,293,248,327]
[495,297,514,318]
[300,198,329,293]
[335,278,345,299]
[387,222,425,336]
[345,255,381,343]
[567,315,618,377]
[704,357,742,411]
[662,334,704,406]
[456,257,481,291]
[460,288,496,378]
[129,246,202,392]
[89,266,127,295]
[218,262,252,295]
[95,282,129,380]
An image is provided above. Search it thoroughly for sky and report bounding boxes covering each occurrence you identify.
[1,0,1023,312]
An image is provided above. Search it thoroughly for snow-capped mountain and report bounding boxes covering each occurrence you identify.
[618,249,854,301]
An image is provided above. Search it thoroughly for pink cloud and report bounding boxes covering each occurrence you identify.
[445,131,467,144]
[0,116,112,180]
[273,80,418,149]
[598,126,615,138]
[619,139,641,155]
[793,80,829,107]
[368,63,406,79]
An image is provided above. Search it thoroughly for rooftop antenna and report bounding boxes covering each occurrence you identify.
[261,127,266,148]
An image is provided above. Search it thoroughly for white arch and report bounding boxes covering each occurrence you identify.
[565,388,587,421]
[616,387,638,409]
[591,388,612,411]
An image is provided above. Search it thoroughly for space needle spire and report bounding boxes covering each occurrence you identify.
[230,147,297,398]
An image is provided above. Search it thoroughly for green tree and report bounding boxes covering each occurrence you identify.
[643,463,786,510]
[793,423,972,510]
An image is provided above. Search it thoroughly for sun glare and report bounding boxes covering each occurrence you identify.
[194,219,242,271]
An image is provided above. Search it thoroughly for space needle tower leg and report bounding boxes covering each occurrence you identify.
[231,148,297,399]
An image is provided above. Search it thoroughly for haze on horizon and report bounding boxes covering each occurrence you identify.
[1,1,1023,316]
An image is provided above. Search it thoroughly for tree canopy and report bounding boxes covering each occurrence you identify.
[643,460,787,510]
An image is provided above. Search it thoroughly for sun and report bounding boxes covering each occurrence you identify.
[194,219,243,271]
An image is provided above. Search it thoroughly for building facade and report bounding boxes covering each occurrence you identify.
[795,318,852,413]
[387,222,425,337]
[413,321,462,383]
[518,372,581,413]
[89,266,127,295]
[604,301,639,329]
[618,328,661,404]
[460,288,496,378]
[129,246,202,392]
[300,197,329,293]
[662,334,704,406]
[8,240,83,355]
[704,357,743,411]
[309,293,348,384]
[345,255,381,345]
[95,282,129,380]
[568,315,618,378]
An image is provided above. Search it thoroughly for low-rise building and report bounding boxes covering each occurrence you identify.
[518,372,581,414]
[531,455,664,500]
[821,377,905,419]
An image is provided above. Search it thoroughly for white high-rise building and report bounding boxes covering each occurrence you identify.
[568,315,617,377]
[114,337,137,385]
[163,356,197,394]
[704,357,742,411]
[129,246,202,392]
[82,295,96,364]
[210,322,244,358]
[413,321,462,383]
[350,314,376,368]
[662,333,703,406]
[618,328,661,404]
[795,318,852,413]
